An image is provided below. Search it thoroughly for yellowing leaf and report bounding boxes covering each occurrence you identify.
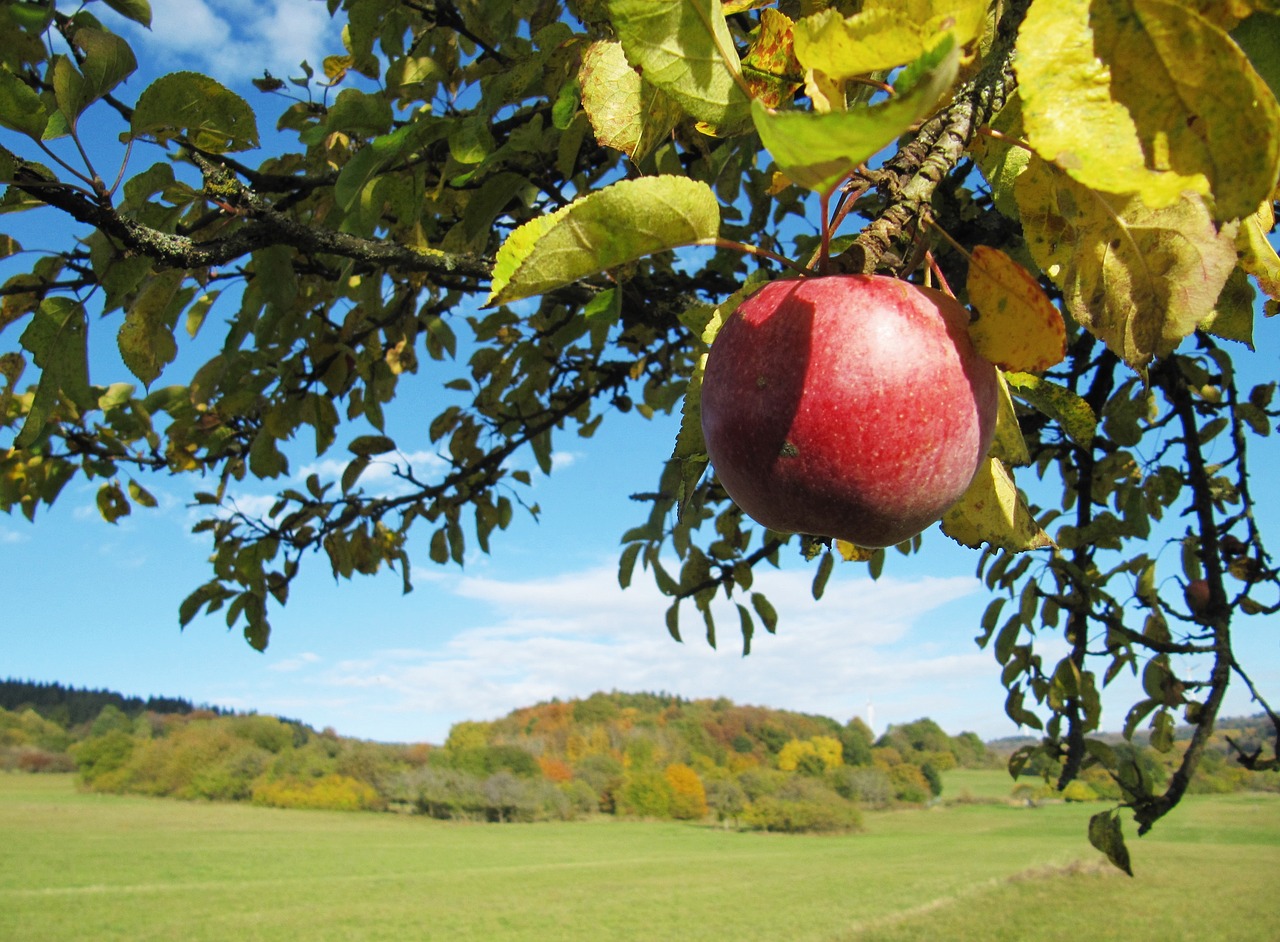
[1200,266,1256,347]
[1016,0,1280,222]
[1238,199,1280,299]
[607,0,751,133]
[941,458,1055,552]
[579,41,681,161]
[487,176,720,305]
[966,245,1065,372]
[990,372,1031,466]
[1005,372,1098,448]
[741,8,803,108]
[794,0,986,80]
[752,38,959,192]
[1015,155,1239,372]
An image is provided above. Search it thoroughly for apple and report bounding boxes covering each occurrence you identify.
[700,274,999,548]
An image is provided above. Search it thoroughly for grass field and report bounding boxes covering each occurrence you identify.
[2,772,1276,942]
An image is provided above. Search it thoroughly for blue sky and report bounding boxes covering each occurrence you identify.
[2,0,1278,746]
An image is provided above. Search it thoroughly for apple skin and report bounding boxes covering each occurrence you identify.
[700,275,999,548]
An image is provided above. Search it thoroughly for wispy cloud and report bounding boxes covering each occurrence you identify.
[120,0,339,86]
[274,561,998,743]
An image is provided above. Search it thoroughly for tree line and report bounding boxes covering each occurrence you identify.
[2,685,1275,832]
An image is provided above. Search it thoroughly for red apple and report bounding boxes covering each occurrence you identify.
[700,275,999,548]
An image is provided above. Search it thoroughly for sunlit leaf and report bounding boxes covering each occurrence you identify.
[941,457,1055,552]
[1015,156,1239,371]
[578,40,682,161]
[1238,199,1280,299]
[1017,0,1280,222]
[96,481,131,524]
[990,372,1031,466]
[793,0,986,80]
[607,0,751,133]
[117,271,183,387]
[752,38,959,192]
[966,245,1065,372]
[741,8,802,109]
[488,176,720,305]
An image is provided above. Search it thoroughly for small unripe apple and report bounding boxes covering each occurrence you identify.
[1184,579,1213,621]
[700,275,999,548]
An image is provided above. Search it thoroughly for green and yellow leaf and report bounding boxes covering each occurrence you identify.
[752,37,959,192]
[607,0,751,133]
[487,176,720,305]
[578,40,682,161]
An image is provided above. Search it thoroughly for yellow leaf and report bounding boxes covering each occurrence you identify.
[941,458,1055,552]
[990,372,1030,466]
[1014,155,1239,372]
[1016,0,1280,222]
[1238,199,1280,299]
[966,245,1065,372]
[835,540,875,561]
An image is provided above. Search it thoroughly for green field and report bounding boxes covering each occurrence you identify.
[2,773,1276,942]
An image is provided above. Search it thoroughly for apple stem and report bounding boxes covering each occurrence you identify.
[818,187,834,276]
[693,239,813,277]
[976,126,1035,153]
[924,250,956,298]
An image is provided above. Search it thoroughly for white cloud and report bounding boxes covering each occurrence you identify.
[284,561,997,743]
[267,651,322,672]
[133,0,338,84]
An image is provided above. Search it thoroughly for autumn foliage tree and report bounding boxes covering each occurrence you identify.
[2,0,1279,869]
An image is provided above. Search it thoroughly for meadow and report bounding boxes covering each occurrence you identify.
[2,771,1277,942]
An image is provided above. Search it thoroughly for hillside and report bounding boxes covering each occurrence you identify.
[2,680,1276,828]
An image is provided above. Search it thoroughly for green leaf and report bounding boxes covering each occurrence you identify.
[751,38,959,192]
[348,435,396,456]
[0,65,50,140]
[55,28,137,120]
[1015,157,1239,372]
[488,176,720,305]
[1004,371,1098,447]
[1016,0,1280,222]
[117,271,183,387]
[101,0,153,28]
[607,0,751,132]
[1088,809,1134,877]
[96,481,131,524]
[130,71,258,152]
[579,40,682,162]
[16,298,92,448]
[127,478,158,508]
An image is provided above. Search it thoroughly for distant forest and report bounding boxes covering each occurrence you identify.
[0,678,218,726]
[2,679,1276,831]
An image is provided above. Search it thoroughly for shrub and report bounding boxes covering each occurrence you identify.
[664,763,708,820]
[831,766,893,807]
[1062,780,1101,802]
[251,774,382,811]
[619,769,673,818]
